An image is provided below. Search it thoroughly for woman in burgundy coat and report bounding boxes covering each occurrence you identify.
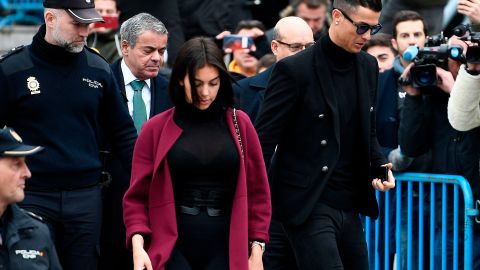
[123,37,271,270]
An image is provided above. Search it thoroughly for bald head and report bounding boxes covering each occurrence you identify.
[272,16,314,61]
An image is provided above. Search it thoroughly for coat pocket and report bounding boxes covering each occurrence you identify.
[275,169,310,188]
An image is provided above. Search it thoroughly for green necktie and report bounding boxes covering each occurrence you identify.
[130,80,147,134]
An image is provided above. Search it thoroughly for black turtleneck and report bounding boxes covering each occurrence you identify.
[31,24,81,65]
[319,34,362,210]
[168,102,239,210]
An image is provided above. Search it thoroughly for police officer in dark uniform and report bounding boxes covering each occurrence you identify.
[0,1,137,270]
[0,127,62,270]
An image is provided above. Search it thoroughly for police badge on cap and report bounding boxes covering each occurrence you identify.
[43,0,104,24]
[0,127,43,157]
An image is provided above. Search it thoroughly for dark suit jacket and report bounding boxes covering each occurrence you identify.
[233,66,273,122]
[100,59,172,247]
[110,59,172,117]
[255,39,386,226]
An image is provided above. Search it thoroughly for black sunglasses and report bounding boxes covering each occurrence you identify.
[275,40,315,52]
[336,8,382,35]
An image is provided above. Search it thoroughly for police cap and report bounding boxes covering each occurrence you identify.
[0,127,43,157]
[43,0,104,24]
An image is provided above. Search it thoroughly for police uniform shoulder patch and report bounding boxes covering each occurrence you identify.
[85,46,108,63]
[22,209,44,222]
[0,45,25,62]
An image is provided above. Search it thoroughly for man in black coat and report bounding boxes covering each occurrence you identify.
[98,13,172,270]
[235,16,314,270]
[255,0,395,269]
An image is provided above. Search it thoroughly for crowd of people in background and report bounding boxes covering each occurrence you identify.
[1,0,480,269]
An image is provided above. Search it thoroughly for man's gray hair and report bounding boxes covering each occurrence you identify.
[120,13,168,48]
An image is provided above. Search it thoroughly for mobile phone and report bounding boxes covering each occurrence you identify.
[373,165,389,182]
[222,35,254,51]
[92,15,119,29]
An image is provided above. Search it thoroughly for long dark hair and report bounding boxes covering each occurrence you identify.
[169,37,234,109]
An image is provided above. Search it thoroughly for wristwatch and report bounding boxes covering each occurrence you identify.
[249,240,266,252]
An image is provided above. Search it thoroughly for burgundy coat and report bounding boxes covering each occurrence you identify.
[123,107,271,270]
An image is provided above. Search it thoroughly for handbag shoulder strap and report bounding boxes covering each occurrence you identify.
[232,108,244,159]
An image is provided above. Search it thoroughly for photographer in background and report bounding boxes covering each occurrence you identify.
[376,11,431,172]
[398,34,480,270]
[226,20,271,80]
[87,0,121,63]
[448,40,480,131]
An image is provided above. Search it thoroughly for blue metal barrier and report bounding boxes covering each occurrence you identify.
[0,0,43,27]
[364,172,479,270]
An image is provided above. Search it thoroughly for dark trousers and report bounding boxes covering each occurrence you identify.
[264,219,297,270]
[283,202,369,270]
[20,186,102,270]
[166,211,229,270]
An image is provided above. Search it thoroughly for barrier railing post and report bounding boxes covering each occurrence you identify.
[364,173,479,270]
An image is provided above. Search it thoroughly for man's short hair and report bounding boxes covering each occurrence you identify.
[392,10,428,39]
[332,0,382,13]
[293,0,328,12]
[362,33,396,54]
[234,20,266,34]
[120,13,168,48]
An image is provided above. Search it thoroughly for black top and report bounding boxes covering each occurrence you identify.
[319,35,362,210]
[168,102,239,210]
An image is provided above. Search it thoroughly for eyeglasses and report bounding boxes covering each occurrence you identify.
[275,40,315,52]
[336,8,382,35]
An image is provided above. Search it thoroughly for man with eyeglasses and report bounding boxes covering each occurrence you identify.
[255,0,394,269]
[234,16,314,122]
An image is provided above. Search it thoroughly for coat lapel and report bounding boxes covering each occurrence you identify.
[313,43,340,145]
[150,78,157,118]
[111,60,128,103]
[153,109,182,171]
[355,53,373,154]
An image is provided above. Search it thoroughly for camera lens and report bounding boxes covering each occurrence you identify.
[416,71,435,86]
[411,64,437,88]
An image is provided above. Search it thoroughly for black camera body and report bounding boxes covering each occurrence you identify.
[454,24,480,64]
[407,34,463,88]
[410,44,450,88]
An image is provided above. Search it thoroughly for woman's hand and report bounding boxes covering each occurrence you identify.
[132,234,153,270]
[248,245,264,270]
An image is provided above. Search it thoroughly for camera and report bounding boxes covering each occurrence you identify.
[402,33,463,88]
[453,24,480,64]
[222,35,254,51]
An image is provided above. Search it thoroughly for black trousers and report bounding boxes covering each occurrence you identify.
[166,211,229,270]
[20,186,102,270]
[263,219,297,270]
[283,202,369,270]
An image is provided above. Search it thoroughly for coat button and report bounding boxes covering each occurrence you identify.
[320,140,327,146]
[318,113,324,119]
[322,166,328,172]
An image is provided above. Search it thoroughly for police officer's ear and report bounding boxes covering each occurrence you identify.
[44,9,57,28]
